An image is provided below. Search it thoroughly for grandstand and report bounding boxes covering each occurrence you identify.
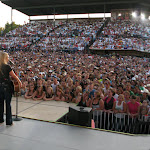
[0,16,150,56]
[90,16,150,56]
[0,0,150,55]
[0,1,150,150]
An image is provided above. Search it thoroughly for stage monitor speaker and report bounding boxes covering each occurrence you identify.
[68,106,92,127]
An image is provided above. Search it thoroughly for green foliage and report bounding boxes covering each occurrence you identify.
[0,27,4,35]
[2,22,21,34]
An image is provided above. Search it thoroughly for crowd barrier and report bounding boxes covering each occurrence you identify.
[57,108,150,134]
[92,110,150,134]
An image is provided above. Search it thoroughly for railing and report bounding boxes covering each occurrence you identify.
[92,110,150,134]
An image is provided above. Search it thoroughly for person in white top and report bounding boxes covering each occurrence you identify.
[113,94,126,131]
[51,76,59,94]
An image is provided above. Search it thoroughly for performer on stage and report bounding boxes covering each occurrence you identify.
[0,51,22,125]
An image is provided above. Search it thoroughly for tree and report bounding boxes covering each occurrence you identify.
[3,22,21,34]
[0,27,4,36]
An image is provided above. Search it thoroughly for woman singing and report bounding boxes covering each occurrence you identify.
[0,51,22,125]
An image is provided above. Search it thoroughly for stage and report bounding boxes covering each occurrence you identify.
[0,118,150,150]
[10,96,76,122]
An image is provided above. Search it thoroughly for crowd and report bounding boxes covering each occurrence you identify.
[7,50,150,118]
[0,17,150,132]
[0,21,55,51]
[6,21,55,37]
[1,18,150,52]
[0,36,34,51]
[90,18,150,51]
[101,19,150,38]
[32,19,104,51]
[0,19,104,52]
[32,36,91,51]
[90,37,150,50]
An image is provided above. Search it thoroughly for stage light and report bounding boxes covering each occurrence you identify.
[118,13,121,17]
[149,16,150,20]
[141,13,145,20]
[132,12,137,18]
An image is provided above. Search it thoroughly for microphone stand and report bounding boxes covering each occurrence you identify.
[13,91,22,121]
[10,60,22,121]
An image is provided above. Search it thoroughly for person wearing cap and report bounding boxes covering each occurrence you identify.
[46,70,53,81]
[38,72,43,79]
[145,84,150,94]
[29,71,34,77]
[141,89,150,104]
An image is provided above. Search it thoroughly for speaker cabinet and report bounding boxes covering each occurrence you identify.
[68,106,92,127]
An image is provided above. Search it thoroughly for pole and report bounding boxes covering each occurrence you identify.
[104,4,106,20]
[13,92,22,121]
[54,8,56,27]
[11,8,13,31]
[29,16,31,23]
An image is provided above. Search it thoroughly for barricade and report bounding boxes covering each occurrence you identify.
[92,110,150,134]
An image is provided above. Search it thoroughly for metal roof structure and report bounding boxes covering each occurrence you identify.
[1,0,150,16]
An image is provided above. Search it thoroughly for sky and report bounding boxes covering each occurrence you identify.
[0,1,111,28]
[0,1,29,28]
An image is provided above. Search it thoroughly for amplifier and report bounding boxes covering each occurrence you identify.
[68,106,92,127]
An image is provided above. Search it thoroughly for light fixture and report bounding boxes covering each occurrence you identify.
[141,13,145,20]
[118,13,121,17]
[132,12,137,18]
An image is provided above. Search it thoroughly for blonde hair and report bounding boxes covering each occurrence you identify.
[66,77,73,84]
[76,86,82,93]
[118,94,125,101]
[94,91,101,99]
[47,86,54,95]
[0,51,8,70]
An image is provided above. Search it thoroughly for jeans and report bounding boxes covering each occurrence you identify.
[0,86,13,125]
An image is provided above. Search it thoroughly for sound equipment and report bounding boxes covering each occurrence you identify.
[68,106,92,127]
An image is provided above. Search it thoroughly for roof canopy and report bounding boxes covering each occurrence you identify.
[1,0,150,16]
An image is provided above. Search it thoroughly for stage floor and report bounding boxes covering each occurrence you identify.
[0,118,150,150]
[10,96,76,122]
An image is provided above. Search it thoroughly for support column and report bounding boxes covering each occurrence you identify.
[104,4,106,20]
[11,8,13,30]
[67,14,68,24]
[104,4,106,28]
[53,8,55,27]
[29,16,31,23]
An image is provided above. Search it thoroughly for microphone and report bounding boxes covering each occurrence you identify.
[9,60,15,65]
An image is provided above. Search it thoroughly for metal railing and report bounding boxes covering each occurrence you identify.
[92,110,150,134]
